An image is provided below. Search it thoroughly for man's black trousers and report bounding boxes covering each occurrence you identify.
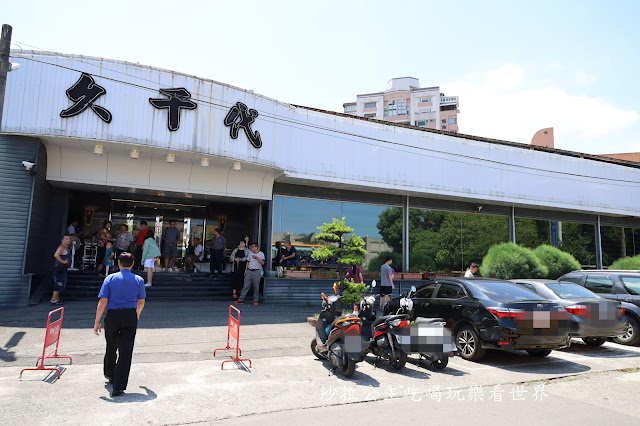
[104,308,138,390]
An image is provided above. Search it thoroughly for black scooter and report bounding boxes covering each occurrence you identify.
[358,281,411,370]
[311,284,365,378]
[394,286,456,370]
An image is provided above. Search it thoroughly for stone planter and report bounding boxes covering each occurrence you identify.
[284,270,311,279]
[401,273,423,280]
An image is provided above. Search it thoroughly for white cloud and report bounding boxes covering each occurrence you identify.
[575,71,596,86]
[448,65,639,154]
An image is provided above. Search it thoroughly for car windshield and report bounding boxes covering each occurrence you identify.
[620,277,640,296]
[546,283,599,299]
[472,282,545,302]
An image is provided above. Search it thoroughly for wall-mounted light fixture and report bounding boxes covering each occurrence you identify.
[130,148,140,159]
[93,143,104,155]
[200,157,209,167]
[166,153,175,163]
[233,161,241,171]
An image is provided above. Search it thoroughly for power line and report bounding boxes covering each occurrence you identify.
[8,51,640,188]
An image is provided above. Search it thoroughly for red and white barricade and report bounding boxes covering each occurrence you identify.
[20,307,72,379]
[213,305,252,369]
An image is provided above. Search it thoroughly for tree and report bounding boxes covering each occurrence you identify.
[296,232,315,244]
[311,218,367,293]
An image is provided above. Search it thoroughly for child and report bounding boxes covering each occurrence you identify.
[102,242,115,277]
[142,230,161,287]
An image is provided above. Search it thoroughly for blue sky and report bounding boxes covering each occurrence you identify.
[5,0,640,154]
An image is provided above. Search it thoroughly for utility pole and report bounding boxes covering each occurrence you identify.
[0,24,13,129]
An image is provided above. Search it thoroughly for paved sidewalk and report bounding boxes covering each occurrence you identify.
[1,301,640,425]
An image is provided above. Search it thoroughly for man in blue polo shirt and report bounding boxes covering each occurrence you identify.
[94,252,146,397]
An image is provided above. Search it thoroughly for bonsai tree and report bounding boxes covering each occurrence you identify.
[311,217,366,294]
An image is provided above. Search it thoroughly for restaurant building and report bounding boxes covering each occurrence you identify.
[1,50,639,307]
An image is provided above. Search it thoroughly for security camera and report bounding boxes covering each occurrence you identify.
[476,206,483,213]
[22,161,37,175]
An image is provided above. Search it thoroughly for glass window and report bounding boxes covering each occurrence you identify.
[435,283,465,299]
[344,105,356,112]
[441,125,447,129]
[584,276,614,294]
[272,196,402,272]
[416,120,427,127]
[620,276,640,295]
[473,282,545,302]
[441,119,446,123]
[415,284,437,298]
[601,226,640,267]
[364,113,376,118]
[560,276,583,285]
[420,109,431,114]
[557,222,596,266]
[420,97,431,103]
[364,102,376,108]
[546,283,598,299]
[448,118,456,124]
[514,282,538,294]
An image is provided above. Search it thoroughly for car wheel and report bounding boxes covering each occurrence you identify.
[526,349,552,357]
[456,325,486,361]
[612,316,640,346]
[582,337,606,347]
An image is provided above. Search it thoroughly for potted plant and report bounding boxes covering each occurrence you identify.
[311,269,338,279]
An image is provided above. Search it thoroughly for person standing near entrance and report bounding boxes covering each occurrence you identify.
[115,224,134,269]
[230,240,250,298]
[50,235,72,305]
[142,231,161,287]
[134,221,148,271]
[235,243,265,306]
[93,252,146,398]
[162,220,181,272]
[97,221,115,274]
[209,228,226,278]
[380,256,395,311]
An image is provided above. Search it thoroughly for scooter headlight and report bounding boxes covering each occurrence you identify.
[399,298,413,311]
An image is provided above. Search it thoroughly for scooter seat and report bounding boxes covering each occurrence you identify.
[372,314,406,328]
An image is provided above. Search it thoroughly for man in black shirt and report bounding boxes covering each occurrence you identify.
[279,240,300,268]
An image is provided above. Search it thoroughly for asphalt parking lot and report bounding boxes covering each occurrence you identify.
[1,301,640,424]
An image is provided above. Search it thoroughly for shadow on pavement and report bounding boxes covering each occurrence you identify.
[311,358,381,387]
[560,341,640,358]
[0,331,25,362]
[463,350,592,374]
[99,385,158,403]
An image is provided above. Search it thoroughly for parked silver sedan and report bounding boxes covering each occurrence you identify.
[510,279,628,346]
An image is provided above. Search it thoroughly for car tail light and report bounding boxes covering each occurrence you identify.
[487,308,526,320]
[565,305,589,316]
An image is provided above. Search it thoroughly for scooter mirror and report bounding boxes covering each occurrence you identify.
[333,283,338,294]
[371,280,377,288]
[411,286,416,293]
[321,292,327,302]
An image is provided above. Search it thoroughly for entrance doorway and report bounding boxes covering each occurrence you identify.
[111,199,206,264]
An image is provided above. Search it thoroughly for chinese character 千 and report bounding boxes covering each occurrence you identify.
[224,101,262,148]
[149,88,197,131]
[60,73,112,123]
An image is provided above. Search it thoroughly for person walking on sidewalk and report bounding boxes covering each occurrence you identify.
[142,231,161,287]
[93,252,146,398]
[235,242,264,306]
[51,235,72,305]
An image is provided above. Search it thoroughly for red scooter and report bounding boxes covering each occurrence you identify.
[311,284,364,378]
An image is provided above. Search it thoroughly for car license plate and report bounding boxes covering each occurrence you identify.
[533,311,550,328]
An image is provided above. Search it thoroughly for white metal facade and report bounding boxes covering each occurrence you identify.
[2,51,640,217]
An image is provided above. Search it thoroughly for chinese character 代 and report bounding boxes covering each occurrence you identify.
[149,88,197,131]
[60,73,112,123]
[224,101,262,148]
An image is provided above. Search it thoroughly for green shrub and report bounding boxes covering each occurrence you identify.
[480,243,548,280]
[610,255,640,270]
[368,251,402,272]
[533,245,581,279]
[341,279,369,307]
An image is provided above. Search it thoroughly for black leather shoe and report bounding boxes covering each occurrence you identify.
[111,390,125,397]
[104,375,113,384]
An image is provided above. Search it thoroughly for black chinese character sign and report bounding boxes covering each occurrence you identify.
[60,73,112,123]
[224,102,262,149]
[149,88,197,131]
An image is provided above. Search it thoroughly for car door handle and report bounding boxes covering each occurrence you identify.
[420,302,430,307]
[452,304,463,309]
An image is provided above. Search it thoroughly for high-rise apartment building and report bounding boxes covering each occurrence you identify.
[343,77,460,132]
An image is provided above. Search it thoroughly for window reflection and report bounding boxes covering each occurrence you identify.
[271,196,402,271]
